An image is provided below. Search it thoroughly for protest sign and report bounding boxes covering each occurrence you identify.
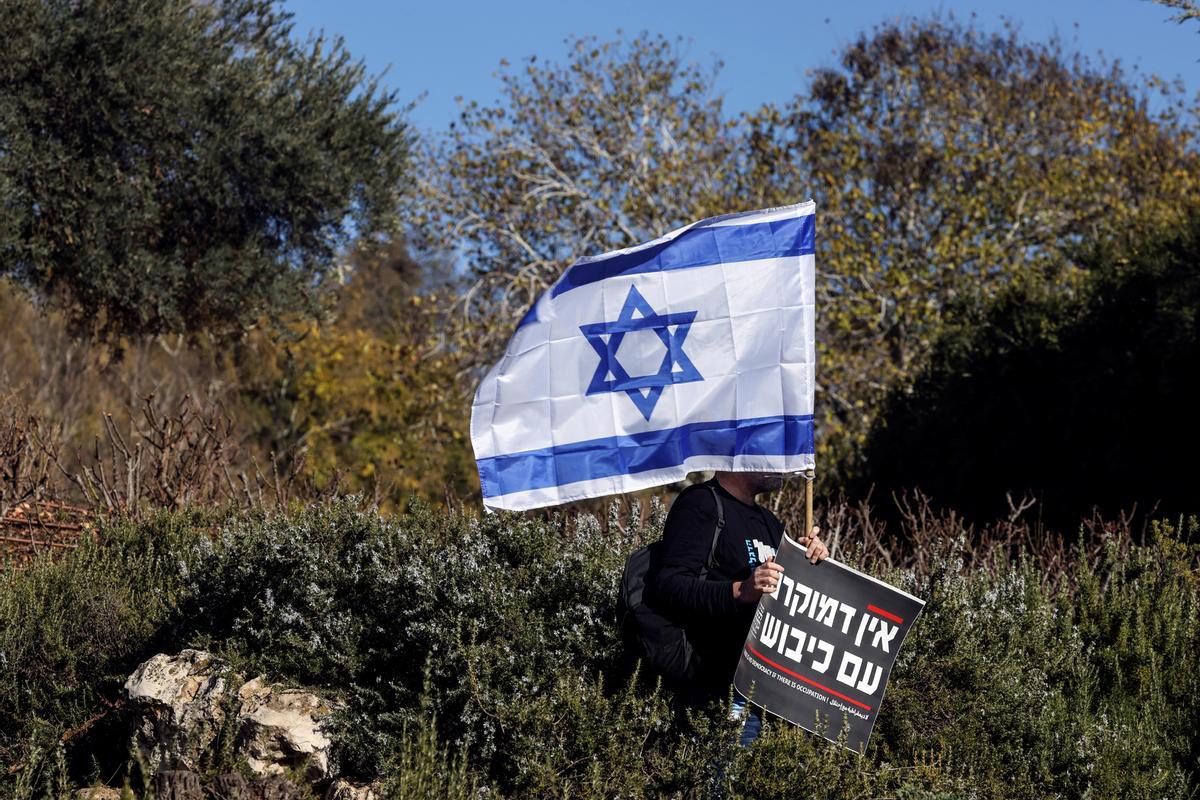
[733,534,924,752]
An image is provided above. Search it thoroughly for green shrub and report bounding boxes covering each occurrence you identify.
[1,499,1196,798]
[381,713,482,800]
[0,510,213,775]
[170,496,725,793]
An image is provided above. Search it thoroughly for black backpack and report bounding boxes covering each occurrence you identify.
[616,484,725,685]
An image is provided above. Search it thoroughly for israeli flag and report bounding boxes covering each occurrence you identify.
[472,201,816,511]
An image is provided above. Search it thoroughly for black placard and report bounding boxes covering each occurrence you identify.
[733,534,925,752]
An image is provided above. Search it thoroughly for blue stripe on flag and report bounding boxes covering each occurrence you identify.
[550,213,815,300]
[477,414,815,500]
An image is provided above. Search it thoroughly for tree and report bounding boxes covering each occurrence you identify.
[0,0,410,341]
[746,17,1200,477]
[418,23,1200,487]
[861,214,1200,528]
[411,34,745,362]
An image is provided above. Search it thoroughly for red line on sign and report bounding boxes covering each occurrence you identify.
[867,604,904,624]
[744,644,873,711]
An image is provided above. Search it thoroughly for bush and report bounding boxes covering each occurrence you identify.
[170,497,728,794]
[862,216,1200,528]
[0,511,213,777]
[1,497,1196,798]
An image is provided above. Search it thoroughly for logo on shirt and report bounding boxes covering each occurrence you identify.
[745,538,777,567]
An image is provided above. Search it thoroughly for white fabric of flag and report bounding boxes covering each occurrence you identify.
[472,201,817,511]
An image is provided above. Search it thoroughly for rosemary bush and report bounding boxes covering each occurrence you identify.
[1,497,1196,798]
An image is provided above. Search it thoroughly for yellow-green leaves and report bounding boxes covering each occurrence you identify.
[415,21,1198,486]
[760,19,1199,478]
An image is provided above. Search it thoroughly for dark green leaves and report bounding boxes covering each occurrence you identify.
[0,0,410,340]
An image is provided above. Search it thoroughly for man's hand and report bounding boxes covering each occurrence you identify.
[733,526,829,603]
[798,525,829,564]
[733,556,785,604]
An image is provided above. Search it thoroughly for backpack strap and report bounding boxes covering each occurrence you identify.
[699,484,725,579]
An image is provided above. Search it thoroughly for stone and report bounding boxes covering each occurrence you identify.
[324,779,382,800]
[124,650,235,773]
[153,769,203,800]
[250,774,303,800]
[73,788,122,800]
[211,773,251,800]
[235,676,335,782]
[122,651,341,792]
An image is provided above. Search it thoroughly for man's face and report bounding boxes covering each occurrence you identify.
[749,472,786,495]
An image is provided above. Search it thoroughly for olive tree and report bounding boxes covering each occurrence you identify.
[0,0,411,340]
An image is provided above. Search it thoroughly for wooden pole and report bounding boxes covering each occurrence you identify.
[804,467,815,537]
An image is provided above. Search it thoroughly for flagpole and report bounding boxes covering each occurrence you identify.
[804,468,815,538]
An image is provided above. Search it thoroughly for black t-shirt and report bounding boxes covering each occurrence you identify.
[647,478,785,694]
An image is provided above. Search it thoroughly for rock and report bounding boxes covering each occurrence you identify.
[211,773,251,800]
[124,650,235,772]
[250,774,303,800]
[73,788,123,800]
[153,769,203,800]
[325,780,382,800]
[235,676,335,782]
[123,651,339,791]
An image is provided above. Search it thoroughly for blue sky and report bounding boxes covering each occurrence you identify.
[284,0,1198,135]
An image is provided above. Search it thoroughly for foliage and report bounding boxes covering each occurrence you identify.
[2,498,1197,798]
[381,712,482,800]
[277,244,477,505]
[0,276,303,469]
[746,17,1199,477]
[170,498,648,791]
[0,0,410,341]
[416,21,1200,486]
[862,215,1200,526]
[1155,0,1200,26]
[7,733,72,800]
[0,511,214,775]
[411,33,745,364]
[0,266,473,515]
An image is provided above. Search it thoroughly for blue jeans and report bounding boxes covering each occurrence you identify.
[729,692,763,747]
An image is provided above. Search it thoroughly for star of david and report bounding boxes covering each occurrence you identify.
[579,285,703,421]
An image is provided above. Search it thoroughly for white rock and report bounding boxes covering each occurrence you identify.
[124,651,340,787]
[325,779,382,800]
[235,676,335,782]
[73,788,122,800]
[123,649,233,772]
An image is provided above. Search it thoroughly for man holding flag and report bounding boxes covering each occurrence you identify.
[472,200,825,737]
[651,471,828,745]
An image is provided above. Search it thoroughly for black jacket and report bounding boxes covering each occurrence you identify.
[647,478,784,695]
